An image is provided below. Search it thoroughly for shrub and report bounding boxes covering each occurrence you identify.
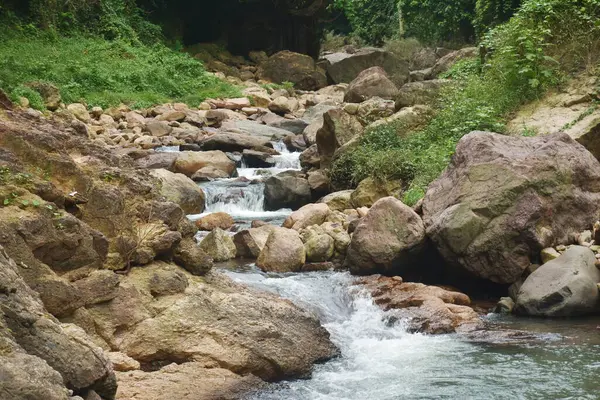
[0,32,241,109]
[332,0,400,45]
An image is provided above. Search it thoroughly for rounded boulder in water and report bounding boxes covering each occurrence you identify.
[515,246,600,317]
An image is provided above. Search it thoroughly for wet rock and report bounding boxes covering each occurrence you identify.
[515,246,600,316]
[257,227,306,272]
[358,275,483,334]
[344,67,399,103]
[199,228,237,262]
[264,170,311,211]
[493,297,515,314]
[241,149,276,168]
[258,50,327,90]
[347,197,425,275]
[191,166,230,181]
[423,131,600,284]
[541,247,561,264]
[150,168,206,214]
[283,203,331,231]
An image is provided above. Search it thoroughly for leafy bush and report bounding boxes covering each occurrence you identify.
[474,0,522,37]
[9,85,45,110]
[398,0,476,45]
[331,0,400,45]
[0,32,241,109]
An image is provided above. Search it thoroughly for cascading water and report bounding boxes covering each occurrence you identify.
[189,141,301,225]
[223,267,600,400]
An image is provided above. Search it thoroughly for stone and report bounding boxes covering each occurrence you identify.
[233,225,276,258]
[106,352,140,372]
[67,103,91,123]
[264,170,311,211]
[257,50,327,90]
[303,229,335,262]
[72,270,120,307]
[210,97,251,110]
[260,112,308,135]
[269,96,294,115]
[541,247,561,264]
[134,152,178,170]
[242,87,272,108]
[195,212,235,231]
[358,275,483,334]
[201,133,274,153]
[321,221,351,256]
[350,177,402,208]
[368,105,431,130]
[356,97,396,125]
[146,120,173,137]
[493,297,515,314]
[323,48,410,87]
[172,238,213,276]
[148,268,189,296]
[344,67,399,103]
[299,144,320,170]
[410,48,438,70]
[257,227,306,272]
[116,365,264,400]
[515,246,600,316]
[199,228,237,262]
[26,81,61,111]
[173,151,236,177]
[150,169,205,214]
[319,190,354,211]
[307,170,330,198]
[115,265,337,381]
[346,197,426,275]
[191,166,230,181]
[249,50,269,64]
[316,109,364,168]
[423,131,600,284]
[220,119,291,140]
[241,149,276,168]
[430,47,478,78]
[395,80,450,109]
[283,203,331,231]
[125,111,146,128]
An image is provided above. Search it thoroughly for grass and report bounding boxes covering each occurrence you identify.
[0,31,241,110]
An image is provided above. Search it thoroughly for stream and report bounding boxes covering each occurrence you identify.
[171,142,600,400]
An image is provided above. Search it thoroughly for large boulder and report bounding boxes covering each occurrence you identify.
[344,67,399,103]
[395,80,450,109]
[323,49,410,87]
[299,144,320,170]
[346,197,426,275]
[319,190,354,211]
[257,50,327,91]
[172,238,213,276]
[315,109,364,168]
[423,131,600,284]
[0,247,117,399]
[356,97,396,126]
[150,169,205,214]
[220,119,291,140]
[515,246,600,316]
[264,170,311,211]
[256,227,306,272]
[194,212,235,231]
[173,151,236,177]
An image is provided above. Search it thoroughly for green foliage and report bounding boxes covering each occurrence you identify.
[383,37,422,61]
[0,32,241,109]
[9,85,45,110]
[474,0,522,37]
[332,0,400,45]
[398,0,476,45]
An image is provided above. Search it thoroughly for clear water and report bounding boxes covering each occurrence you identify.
[223,267,600,400]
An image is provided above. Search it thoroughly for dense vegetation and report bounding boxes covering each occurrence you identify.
[0,0,240,109]
[331,0,600,204]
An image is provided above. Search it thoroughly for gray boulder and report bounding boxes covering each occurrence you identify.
[315,109,364,168]
[515,246,600,316]
[344,67,399,103]
[264,171,311,211]
[423,131,600,284]
[395,80,450,109]
[257,50,327,90]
